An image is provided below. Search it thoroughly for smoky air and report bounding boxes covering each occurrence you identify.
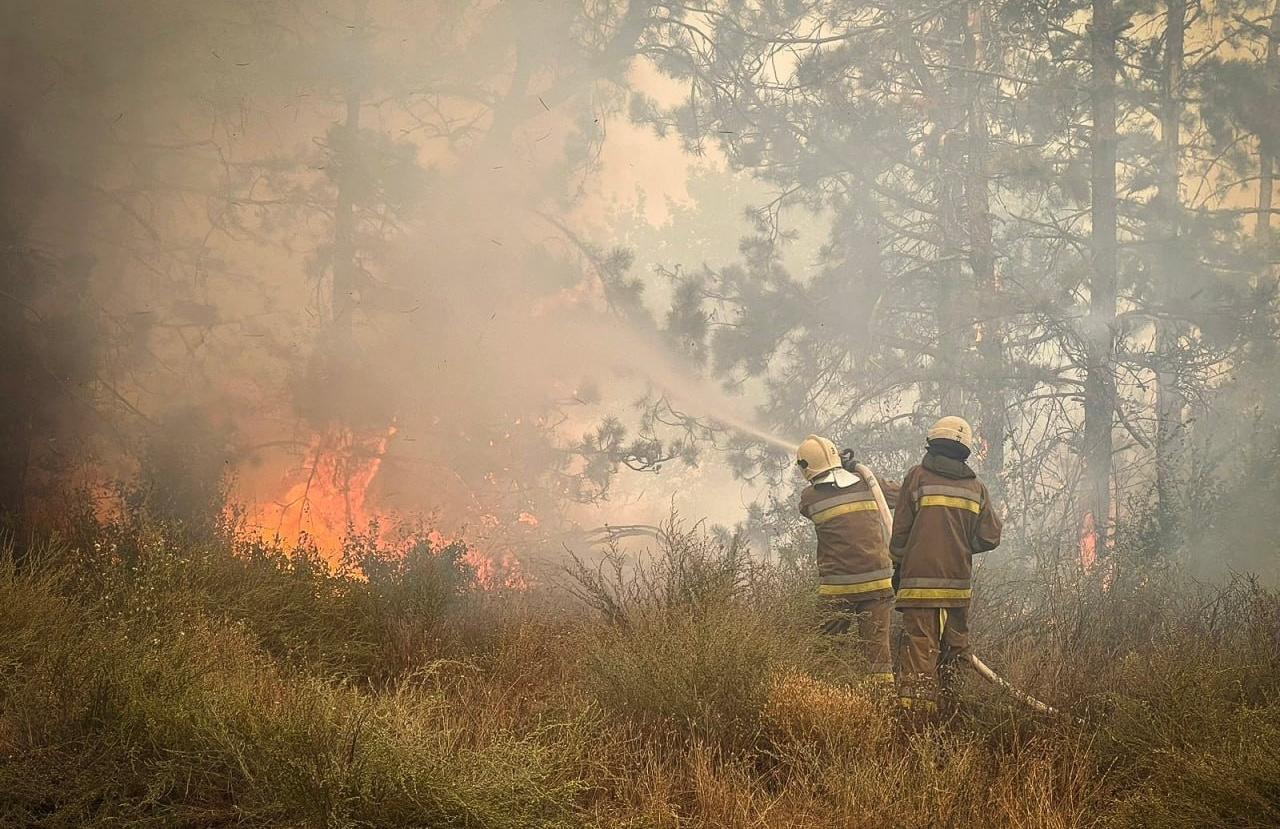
[2,2,1278,825]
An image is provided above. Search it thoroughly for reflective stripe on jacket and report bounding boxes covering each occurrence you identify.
[799,473,900,598]
[889,454,1001,608]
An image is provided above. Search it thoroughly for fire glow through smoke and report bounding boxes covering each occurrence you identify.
[1080,511,1098,572]
[240,424,530,589]
[246,425,399,557]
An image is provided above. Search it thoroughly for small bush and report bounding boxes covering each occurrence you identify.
[584,602,799,750]
[568,520,834,752]
[47,513,483,683]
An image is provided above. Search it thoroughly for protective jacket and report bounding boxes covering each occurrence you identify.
[889,452,1002,608]
[799,470,900,598]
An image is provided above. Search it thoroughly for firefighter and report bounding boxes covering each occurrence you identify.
[796,435,900,686]
[889,416,1002,713]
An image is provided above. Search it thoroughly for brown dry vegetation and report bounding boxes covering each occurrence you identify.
[2,514,1278,828]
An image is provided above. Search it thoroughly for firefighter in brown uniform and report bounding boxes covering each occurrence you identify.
[796,435,900,686]
[890,416,1002,712]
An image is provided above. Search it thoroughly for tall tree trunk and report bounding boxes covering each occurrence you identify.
[1261,0,1280,245]
[329,0,371,345]
[326,0,369,525]
[937,131,970,418]
[963,0,1005,490]
[893,13,968,419]
[1086,0,1119,550]
[1154,0,1186,546]
[331,84,361,342]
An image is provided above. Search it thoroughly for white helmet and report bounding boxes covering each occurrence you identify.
[927,416,974,451]
[796,434,841,481]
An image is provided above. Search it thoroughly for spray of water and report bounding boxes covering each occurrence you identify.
[590,323,801,454]
[701,412,799,453]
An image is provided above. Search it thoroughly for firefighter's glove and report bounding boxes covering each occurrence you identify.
[839,448,858,472]
[891,565,901,593]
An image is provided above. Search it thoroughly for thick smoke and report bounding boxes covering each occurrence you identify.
[4,1,1278,582]
[0,0,784,564]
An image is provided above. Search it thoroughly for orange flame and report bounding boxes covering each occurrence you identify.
[241,424,535,589]
[1079,511,1097,571]
[246,425,397,561]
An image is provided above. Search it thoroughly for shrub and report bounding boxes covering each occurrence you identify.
[584,602,798,750]
[568,519,832,752]
[45,512,484,684]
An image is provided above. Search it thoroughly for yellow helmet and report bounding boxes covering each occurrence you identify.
[796,434,841,481]
[927,416,974,451]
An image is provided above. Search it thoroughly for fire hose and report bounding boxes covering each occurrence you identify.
[851,461,893,536]
[855,460,1075,721]
[967,653,1079,719]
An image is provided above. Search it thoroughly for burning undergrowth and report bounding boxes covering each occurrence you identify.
[244,425,398,556]
[234,424,530,589]
[77,408,535,591]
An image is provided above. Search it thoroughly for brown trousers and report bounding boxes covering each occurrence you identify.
[820,595,893,679]
[898,606,970,701]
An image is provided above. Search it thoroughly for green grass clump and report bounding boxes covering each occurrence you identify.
[584,601,798,750]
[567,519,837,753]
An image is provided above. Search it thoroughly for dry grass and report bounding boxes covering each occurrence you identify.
[2,515,1278,827]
